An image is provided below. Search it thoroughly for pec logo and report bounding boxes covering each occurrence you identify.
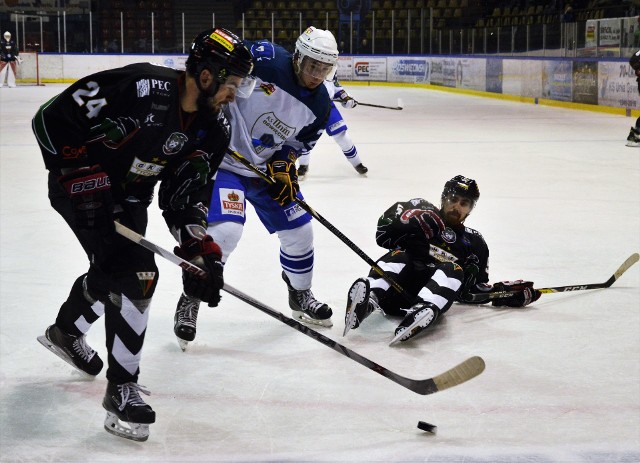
[150,79,170,91]
[355,62,369,76]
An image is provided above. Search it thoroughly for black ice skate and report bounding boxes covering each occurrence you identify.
[174,293,200,351]
[626,127,640,147]
[354,163,368,175]
[389,302,440,346]
[343,278,379,336]
[37,324,103,376]
[103,381,155,442]
[282,271,333,327]
[298,164,309,178]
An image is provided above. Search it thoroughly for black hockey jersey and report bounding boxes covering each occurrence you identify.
[375,198,490,286]
[0,38,18,62]
[32,62,231,234]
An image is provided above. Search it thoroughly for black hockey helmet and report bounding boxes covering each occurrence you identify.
[186,28,254,91]
[441,175,480,207]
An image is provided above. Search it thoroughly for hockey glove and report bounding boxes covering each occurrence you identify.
[337,90,357,109]
[267,158,299,206]
[59,166,114,233]
[457,263,479,302]
[400,208,445,241]
[174,236,224,307]
[491,280,541,308]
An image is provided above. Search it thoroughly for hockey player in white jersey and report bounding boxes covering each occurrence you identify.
[174,26,339,348]
[297,75,368,177]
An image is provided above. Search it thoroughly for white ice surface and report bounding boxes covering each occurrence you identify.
[1,83,639,462]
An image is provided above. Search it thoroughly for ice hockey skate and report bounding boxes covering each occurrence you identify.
[37,324,103,376]
[103,381,155,441]
[343,278,378,336]
[389,302,439,345]
[626,127,640,147]
[174,293,200,351]
[354,163,368,175]
[282,271,333,327]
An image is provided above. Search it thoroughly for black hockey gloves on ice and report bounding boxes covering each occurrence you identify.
[59,166,114,233]
[267,157,299,206]
[174,236,224,307]
[491,280,541,307]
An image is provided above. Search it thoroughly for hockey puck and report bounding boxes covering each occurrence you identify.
[417,421,437,434]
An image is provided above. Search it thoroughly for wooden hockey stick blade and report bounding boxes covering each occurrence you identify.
[222,283,485,395]
[113,222,485,396]
[466,252,639,302]
[538,252,639,293]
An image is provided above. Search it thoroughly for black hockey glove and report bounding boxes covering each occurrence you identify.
[456,263,492,303]
[267,157,299,206]
[174,236,224,307]
[59,166,114,233]
[400,208,445,241]
[491,280,541,308]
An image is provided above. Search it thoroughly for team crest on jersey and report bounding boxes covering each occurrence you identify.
[163,132,188,155]
[251,113,294,154]
[259,83,276,95]
[219,188,245,217]
[136,272,156,297]
[441,227,456,243]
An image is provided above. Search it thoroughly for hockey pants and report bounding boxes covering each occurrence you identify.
[367,250,463,317]
[48,173,158,384]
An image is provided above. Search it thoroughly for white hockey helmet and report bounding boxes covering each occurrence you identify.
[294,26,339,80]
[3,31,11,40]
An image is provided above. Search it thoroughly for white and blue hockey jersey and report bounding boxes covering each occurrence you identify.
[219,39,332,177]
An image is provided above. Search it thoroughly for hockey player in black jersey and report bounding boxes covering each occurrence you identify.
[344,175,541,344]
[626,49,640,147]
[32,28,253,441]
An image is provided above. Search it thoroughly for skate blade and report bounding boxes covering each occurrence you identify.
[36,335,96,377]
[343,281,368,336]
[177,337,190,352]
[104,411,150,442]
[292,310,333,327]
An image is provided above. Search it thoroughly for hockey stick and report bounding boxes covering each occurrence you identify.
[113,222,486,395]
[332,98,403,110]
[466,252,639,303]
[226,148,415,302]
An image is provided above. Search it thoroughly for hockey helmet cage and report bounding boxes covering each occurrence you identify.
[186,28,254,84]
[630,49,640,71]
[441,175,480,206]
[3,31,10,40]
[294,26,339,79]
